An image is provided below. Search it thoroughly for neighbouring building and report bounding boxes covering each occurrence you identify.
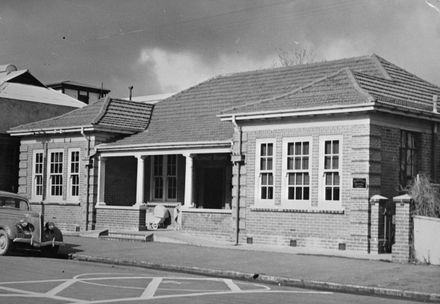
[0,64,85,192]
[9,55,440,255]
[46,81,110,104]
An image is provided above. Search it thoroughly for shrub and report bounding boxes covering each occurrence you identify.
[408,174,440,218]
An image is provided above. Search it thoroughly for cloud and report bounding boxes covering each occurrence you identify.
[138,47,275,92]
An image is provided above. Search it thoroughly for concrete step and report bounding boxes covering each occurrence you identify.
[100,231,154,242]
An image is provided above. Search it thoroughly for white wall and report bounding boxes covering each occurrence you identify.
[414,215,440,265]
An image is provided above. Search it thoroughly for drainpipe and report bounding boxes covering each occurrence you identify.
[432,95,438,181]
[80,127,93,230]
[232,115,243,245]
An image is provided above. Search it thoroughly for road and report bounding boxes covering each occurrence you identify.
[0,255,422,304]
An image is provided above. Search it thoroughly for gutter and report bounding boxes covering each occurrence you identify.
[96,140,232,152]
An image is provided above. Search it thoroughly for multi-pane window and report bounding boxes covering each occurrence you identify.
[152,155,178,201]
[49,151,63,197]
[400,131,417,187]
[259,142,274,200]
[286,141,310,201]
[34,152,44,197]
[69,150,80,197]
[167,155,177,199]
[323,140,340,201]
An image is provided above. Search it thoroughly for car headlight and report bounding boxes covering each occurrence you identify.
[17,221,34,232]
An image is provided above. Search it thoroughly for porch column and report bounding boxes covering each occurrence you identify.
[96,156,106,206]
[184,153,194,208]
[134,155,146,207]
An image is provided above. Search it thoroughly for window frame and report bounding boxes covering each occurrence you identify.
[281,137,312,209]
[150,155,178,202]
[67,148,80,201]
[254,138,276,207]
[46,149,64,201]
[32,149,44,201]
[318,136,343,210]
[400,130,417,187]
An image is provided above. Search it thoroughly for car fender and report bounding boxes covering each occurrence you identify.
[0,225,15,239]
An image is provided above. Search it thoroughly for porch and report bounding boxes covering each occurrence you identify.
[93,151,233,237]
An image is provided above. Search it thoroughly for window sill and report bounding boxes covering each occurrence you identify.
[95,204,147,210]
[30,201,80,207]
[147,202,182,208]
[250,207,344,214]
[182,208,232,214]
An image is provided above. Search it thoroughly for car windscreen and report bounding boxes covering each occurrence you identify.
[0,197,29,211]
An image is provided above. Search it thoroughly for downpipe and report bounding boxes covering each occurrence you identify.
[232,115,242,245]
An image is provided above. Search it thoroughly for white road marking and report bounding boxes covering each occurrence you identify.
[141,277,162,298]
[0,272,333,304]
[224,279,241,292]
[45,278,77,296]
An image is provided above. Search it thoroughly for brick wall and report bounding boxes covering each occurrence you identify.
[234,113,439,253]
[237,117,371,251]
[18,132,117,232]
[95,207,146,231]
[181,210,233,240]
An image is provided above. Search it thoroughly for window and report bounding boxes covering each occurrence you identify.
[77,90,89,103]
[255,140,275,205]
[283,139,311,205]
[152,155,178,201]
[48,151,63,197]
[400,130,417,187]
[33,151,44,199]
[323,139,340,201]
[68,149,80,198]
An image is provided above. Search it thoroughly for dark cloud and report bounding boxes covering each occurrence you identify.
[0,0,439,98]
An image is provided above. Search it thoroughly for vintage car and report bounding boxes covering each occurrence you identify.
[0,191,63,256]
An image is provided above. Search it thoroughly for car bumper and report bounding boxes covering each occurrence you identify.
[13,238,63,247]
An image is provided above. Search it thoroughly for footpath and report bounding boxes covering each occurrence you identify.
[61,231,440,303]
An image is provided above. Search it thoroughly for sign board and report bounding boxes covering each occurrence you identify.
[352,178,367,188]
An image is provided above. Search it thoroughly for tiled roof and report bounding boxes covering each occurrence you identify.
[9,97,154,134]
[104,54,390,148]
[222,58,440,116]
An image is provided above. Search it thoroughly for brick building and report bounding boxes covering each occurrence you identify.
[0,64,85,192]
[10,54,440,255]
[8,97,153,231]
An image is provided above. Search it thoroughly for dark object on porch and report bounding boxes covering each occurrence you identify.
[290,239,297,247]
[145,205,170,230]
[338,243,346,251]
[246,237,253,244]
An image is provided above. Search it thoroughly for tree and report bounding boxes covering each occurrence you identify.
[408,174,440,218]
[275,44,318,67]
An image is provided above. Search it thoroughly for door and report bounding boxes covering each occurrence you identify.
[203,168,225,209]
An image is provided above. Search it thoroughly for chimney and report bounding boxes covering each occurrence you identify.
[434,95,438,113]
[128,86,133,101]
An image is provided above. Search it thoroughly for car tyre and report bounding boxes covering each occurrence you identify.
[0,229,12,256]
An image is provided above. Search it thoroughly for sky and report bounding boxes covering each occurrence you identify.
[1,0,440,98]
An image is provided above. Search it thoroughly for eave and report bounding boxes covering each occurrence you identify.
[97,140,232,153]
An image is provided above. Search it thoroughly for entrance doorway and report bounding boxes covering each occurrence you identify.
[379,200,395,253]
[193,154,232,209]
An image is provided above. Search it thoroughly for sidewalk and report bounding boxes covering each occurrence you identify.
[61,232,440,302]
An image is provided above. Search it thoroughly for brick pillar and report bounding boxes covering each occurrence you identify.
[392,194,413,263]
[369,195,387,254]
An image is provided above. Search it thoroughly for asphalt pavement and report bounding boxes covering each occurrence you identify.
[60,232,440,303]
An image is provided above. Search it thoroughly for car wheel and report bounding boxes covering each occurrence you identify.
[0,229,12,256]
[42,245,59,258]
